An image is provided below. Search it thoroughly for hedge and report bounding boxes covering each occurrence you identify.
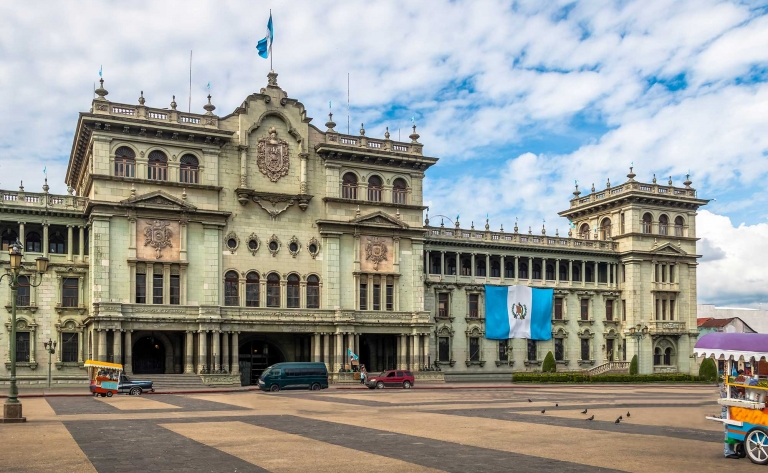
[629,355,638,375]
[542,352,557,373]
[699,358,718,382]
[512,373,704,383]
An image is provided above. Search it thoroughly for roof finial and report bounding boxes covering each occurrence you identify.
[325,112,336,131]
[668,175,673,186]
[514,217,519,234]
[606,177,611,189]
[138,91,145,105]
[652,173,657,184]
[485,217,490,231]
[528,226,532,235]
[203,94,216,114]
[42,177,49,194]
[384,126,390,139]
[94,78,108,100]
[471,221,475,230]
[500,224,504,233]
[425,210,430,226]
[170,95,177,110]
[591,183,595,193]
[359,123,365,136]
[409,124,420,143]
[541,222,546,235]
[684,173,692,188]
[19,180,24,192]
[440,218,445,228]
[455,215,460,229]
[627,165,636,181]
[573,180,581,197]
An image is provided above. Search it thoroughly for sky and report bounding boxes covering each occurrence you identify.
[1,0,767,307]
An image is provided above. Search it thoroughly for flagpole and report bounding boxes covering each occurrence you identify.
[189,50,192,113]
[269,9,273,71]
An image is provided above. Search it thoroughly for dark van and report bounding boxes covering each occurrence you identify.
[258,362,329,392]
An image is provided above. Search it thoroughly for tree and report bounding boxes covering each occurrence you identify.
[542,351,557,373]
[699,358,718,382]
[629,354,638,375]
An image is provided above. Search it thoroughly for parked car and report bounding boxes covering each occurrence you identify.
[365,370,414,389]
[118,374,154,395]
[259,362,329,392]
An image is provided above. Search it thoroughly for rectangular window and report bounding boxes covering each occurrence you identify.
[180,167,198,184]
[622,299,627,321]
[469,337,480,361]
[620,213,625,234]
[622,264,626,283]
[498,341,509,361]
[115,158,135,178]
[385,284,393,311]
[469,294,479,318]
[670,299,675,320]
[169,275,180,305]
[662,299,667,320]
[62,332,79,362]
[605,300,613,321]
[287,284,300,309]
[555,338,564,361]
[246,281,260,307]
[307,285,320,309]
[266,284,280,308]
[153,274,163,304]
[581,338,590,361]
[373,284,381,311]
[62,278,79,307]
[135,271,146,304]
[438,293,449,317]
[359,283,368,310]
[554,298,563,320]
[527,339,537,361]
[16,279,30,306]
[438,336,450,361]
[580,299,589,321]
[16,332,30,362]
[656,298,661,320]
[661,265,667,282]
[669,265,675,283]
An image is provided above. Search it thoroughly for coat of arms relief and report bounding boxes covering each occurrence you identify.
[365,237,388,271]
[144,220,173,259]
[256,126,290,182]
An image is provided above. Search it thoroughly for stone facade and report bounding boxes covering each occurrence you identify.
[0,72,707,386]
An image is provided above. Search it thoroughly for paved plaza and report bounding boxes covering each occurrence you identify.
[0,384,763,472]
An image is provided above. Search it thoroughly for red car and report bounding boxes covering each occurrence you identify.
[365,370,414,389]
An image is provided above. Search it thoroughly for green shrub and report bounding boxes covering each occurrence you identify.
[512,372,703,383]
[512,373,588,383]
[629,355,638,375]
[542,351,557,373]
[698,358,718,382]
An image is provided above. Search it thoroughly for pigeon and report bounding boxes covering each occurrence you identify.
[528,399,533,403]
[619,415,623,420]
[626,411,631,418]
[555,403,559,407]
[541,409,546,414]
[586,415,594,421]
[615,418,621,424]
[581,408,588,414]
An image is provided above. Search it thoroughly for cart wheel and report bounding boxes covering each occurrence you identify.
[745,428,768,465]
[100,393,106,397]
[106,391,113,398]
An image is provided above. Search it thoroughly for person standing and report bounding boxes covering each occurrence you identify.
[720,379,739,459]
[359,365,367,385]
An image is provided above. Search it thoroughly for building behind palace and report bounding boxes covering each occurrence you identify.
[0,72,709,386]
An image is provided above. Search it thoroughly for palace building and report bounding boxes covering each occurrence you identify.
[0,72,708,386]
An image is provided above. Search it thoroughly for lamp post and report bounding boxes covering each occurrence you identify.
[627,323,649,375]
[43,338,57,389]
[1,239,49,423]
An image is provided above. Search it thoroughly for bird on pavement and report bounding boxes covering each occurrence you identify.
[541,409,546,414]
[581,408,588,414]
[615,417,621,424]
[555,403,559,407]
[627,411,631,418]
[619,415,623,420]
[528,399,532,402]
[586,415,594,421]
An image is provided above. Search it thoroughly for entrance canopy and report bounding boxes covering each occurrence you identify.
[694,333,768,361]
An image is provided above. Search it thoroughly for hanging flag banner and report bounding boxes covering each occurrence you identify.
[256,12,274,59]
[347,348,358,361]
[485,285,553,340]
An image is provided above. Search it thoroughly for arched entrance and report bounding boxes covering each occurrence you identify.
[238,339,285,386]
[133,335,166,374]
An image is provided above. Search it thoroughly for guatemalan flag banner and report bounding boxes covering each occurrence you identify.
[485,285,553,340]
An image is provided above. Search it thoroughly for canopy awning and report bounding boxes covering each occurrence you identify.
[84,360,123,370]
[693,333,768,361]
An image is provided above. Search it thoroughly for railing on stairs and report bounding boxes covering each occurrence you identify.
[585,361,630,376]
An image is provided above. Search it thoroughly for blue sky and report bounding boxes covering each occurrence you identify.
[1,0,768,307]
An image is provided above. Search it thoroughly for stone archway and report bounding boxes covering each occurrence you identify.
[131,331,175,374]
[237,338,287,386]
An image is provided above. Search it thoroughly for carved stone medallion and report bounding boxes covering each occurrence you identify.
[144,220,173,259]
[256,127,290,182]
[365,237,388,270]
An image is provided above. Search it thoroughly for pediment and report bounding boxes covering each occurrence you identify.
[650,242,686,255]
[350,211,408,228]
[121,190,197,210]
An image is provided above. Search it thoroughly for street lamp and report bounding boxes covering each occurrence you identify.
[627,323,649,375]
[1,239,49,423]
[43,338,57,389]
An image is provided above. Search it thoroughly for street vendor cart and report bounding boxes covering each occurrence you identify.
[84,360,123,398]
[696,333,768,465]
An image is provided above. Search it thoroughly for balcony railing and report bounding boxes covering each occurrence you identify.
[425,226,618,252]
[0,189,87,211]
[92,102,219,129]
[650,321,686,334]
[569,181,698,208]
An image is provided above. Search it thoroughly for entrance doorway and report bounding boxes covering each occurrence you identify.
[238,340,285,386]
[359,334,398,372]
[133,335,165,374]
[607,339,615,362]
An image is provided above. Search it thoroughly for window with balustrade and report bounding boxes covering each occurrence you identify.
[555,337,564,361]
[246,272,260,307]
[505,261,514,278]
[224,271,239,306]
[342,173,358,199]
[438,293,449,318]
[476,260,486,277]
[16,275,30,306]
[545,264,555,280]
[16,332,30,362]
[572,264,581,281]
[147,150,168,181]
[179,154,199,184]
[447,258,457,275]
[49,230,66,254]
[114,146,136,178]
[559,264,568,281]
[135,265,146,304]
[392,178,407,204]
[461,258,471,276]
[658,214,669,235]
[580,298,589,320]
[359,275,368,310]
[532,263,542,280]
[498,340,509,362]
[491,261,500,277]
[62,333,79,363]
[469,337,480,361]
[580,338,590,361]
[367,175,382,201]
[642,213,652,233]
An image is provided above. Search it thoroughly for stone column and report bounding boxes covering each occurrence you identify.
[440,251,445,277]
[427,251,432,276]
[198,331,208,374]
[231,332,240,375]
[568,260,573,287]
[347,333,355,366]
[581,261,586,288]
[18,222,25,250]
[113,330,122,366]
[78,327,85,363]
[300,153,309,194]
[222,332,230,373]
[78,226,85,262]
[184,331,194,374]
[485,254,490,282]
[238,145,248,188]
[528,257,533,284]
[399,335,407,369]
[422,334,430,369]
[543,258,547,282]
[514,256,519,282]
[335,333,343,372]
[323,333,330,369]
[211,331,220,372]
[67,225,74,262]
[555,259,560,284]
[500,255,506,282]
[163,263,171,304]
[411,335,418,371]
[124,331,133,375]
[470,253,475,277]
[312,333,321,362]
[97,329,107,362]
[354,334,360,358]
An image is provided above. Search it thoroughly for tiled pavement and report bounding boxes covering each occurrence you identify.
[0,385,763,472]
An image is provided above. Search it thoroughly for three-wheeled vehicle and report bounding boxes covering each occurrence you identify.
[85,360,123,398]
[696,333,768,465]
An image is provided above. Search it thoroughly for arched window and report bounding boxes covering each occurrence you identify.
[532,263,542,280]
[49,231,66,254]
[658,214,669,236]
[367,175,383,201]
[545,264,555,281]
[491,261,500,278]
[664,347,673,365]
[267,273,281,308]
[114,146,136,177]
[179,154,199,184]
[430,252,441,274]
[519,262,529,279]
[572,264,581,281]
[585,266,593,283]
[559,264,568,281]
[392,178,407,204]
[306,275,320,309]
[287,274,300,308]
[601,218,612,240]
[342,173,358,199]
[25,232,41,253]
[148,150,168,181]
[16,275,30,306]
[245,272,259,307]
[674,216,684,237]
[461,258,471,276]
[504,261,514,278]
[224,271,239,306]
[579,223,590,240]
[447,257,457,276]
[654,347,662,366]
[642,213,652,234]
[476,260,486,277]
[1,229,18,251]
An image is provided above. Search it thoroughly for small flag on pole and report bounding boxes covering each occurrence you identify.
[98,66,102,77]
[329,101,332,109]
[256,12,274,61]
[206,82,210,93]
[43,166,46,175]
[347,349,358,361]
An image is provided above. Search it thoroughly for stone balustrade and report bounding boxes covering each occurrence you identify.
[323,131,423,156]
[426,226,618,252]
[0,189,86,211]
[569,181,697,209]
[92,101,219,129]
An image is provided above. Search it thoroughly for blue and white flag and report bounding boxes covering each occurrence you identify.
[347,348,358,361]
[485,285,553,340]
[256,12,274,59]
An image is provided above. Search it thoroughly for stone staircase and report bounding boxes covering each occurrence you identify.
[584,361,630,376]
[141,374,214,391]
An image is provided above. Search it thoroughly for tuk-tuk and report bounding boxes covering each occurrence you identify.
[696,333,768,465]
[84,360,123,398]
